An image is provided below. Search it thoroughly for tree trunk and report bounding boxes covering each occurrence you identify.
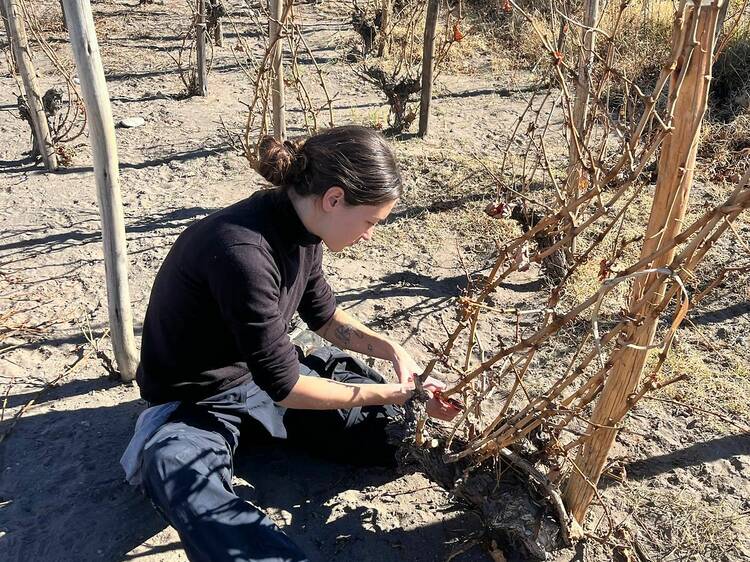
[195,0,208,96]
[563,0,724,523]
[4,0,58,171]
[417,0,439,138]
[62,0,138,381]
[269,0,285,140]
[564,0,599,254]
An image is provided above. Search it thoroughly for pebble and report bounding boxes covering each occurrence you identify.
[119,117,146,128]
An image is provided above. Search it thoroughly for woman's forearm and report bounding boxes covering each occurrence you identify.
[316,307,398,361]
[278,374,412,409]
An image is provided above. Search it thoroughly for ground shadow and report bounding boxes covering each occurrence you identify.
[623,432,750,481]
[0,206,214,265]
[689,301,750,326]
[234,445,490,562]
[0,380,490,562]
[0,145,231,176]
[384,192,489,225]
[0,394,164,562]
[1,374,123,410]
[337,270,467,335]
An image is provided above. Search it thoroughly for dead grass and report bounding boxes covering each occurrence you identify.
[659,342,750,420]
[615,480,750,561]
[699,116,750,182]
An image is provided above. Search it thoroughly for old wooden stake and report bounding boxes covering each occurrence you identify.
[565,0,599,253]
[269,0,285,140]
[563,0,724,523]
[4,0,58,171]
[377,0,389,56]
[196,0,208,96]
[418,0,439,138]
[1,0,17,72]
[59,0,67,30]
[62,0,138,381]
[214,19,223,47]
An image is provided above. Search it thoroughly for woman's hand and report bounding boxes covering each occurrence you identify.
[390,344,424,385]
[426,394,462,421]
[390,345,461,421]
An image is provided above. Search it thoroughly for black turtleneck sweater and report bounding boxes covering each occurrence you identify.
[136,188,337,405]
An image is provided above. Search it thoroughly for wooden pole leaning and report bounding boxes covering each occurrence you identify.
[418,0,439,138]
[564,0,599,253]
[196,0,208,96]
[563,0,724,523]
[62,0,138,381]
[4,0,58,171]
[269,0,286,140]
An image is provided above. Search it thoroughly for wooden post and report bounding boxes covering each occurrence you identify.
[564,0,599,253]
[269,0,285,140]
[418,0,439,137]
[380,0,389,31]
[195,0,208,96]
[214,19,223,47]
[377,0,389,56]
[1,1,16,72]
[563,0,724,523]
[62,0,138,381]
[4,0,58,171]
[59,0,67,30]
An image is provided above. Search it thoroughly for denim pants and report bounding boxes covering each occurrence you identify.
[139,348,400,562]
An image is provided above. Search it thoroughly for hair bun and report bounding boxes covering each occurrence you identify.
[256,136,308,186]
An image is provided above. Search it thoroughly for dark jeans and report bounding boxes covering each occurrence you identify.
[140,348,399,562]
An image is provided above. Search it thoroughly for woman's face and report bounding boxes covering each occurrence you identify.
[317,188,397,252]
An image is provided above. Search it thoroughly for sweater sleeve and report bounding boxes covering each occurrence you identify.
[207,243,300,401]
[297,244,337,331]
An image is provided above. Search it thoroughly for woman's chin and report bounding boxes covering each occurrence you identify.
[323,240,347,253]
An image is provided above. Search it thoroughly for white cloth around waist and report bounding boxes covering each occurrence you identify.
[120,384,287,486]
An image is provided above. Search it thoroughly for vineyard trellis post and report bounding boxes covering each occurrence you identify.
[4,0,58,171]
[563,0,725,522]
[58,0,66,30]
[270,0,286,140]
[1,0,17,72]
[378,0,389,56]
[62,0,138,381]
[196,0,208,96]
[214,19,223,47]
[565,0,599,254]
[418,0,439,137]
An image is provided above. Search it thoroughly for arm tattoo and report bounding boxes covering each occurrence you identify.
[335,324,364,347]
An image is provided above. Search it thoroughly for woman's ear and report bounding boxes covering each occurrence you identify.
[321,186,345,212]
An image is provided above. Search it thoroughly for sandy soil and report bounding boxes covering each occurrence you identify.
[1,1,748,561]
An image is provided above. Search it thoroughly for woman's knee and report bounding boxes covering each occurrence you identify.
[141,423,231,500]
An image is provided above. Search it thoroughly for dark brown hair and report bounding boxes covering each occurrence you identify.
[256,125,402,205]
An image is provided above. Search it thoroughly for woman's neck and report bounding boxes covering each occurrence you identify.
[288,190,321,238]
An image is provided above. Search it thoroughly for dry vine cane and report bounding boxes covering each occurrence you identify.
[218,0,334,161]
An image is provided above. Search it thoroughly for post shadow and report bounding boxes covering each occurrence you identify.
[622,432,750,481]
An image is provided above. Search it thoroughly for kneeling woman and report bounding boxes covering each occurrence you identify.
[127,125,457,562]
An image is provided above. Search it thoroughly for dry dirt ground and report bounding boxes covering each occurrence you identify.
[1,1,749,561]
